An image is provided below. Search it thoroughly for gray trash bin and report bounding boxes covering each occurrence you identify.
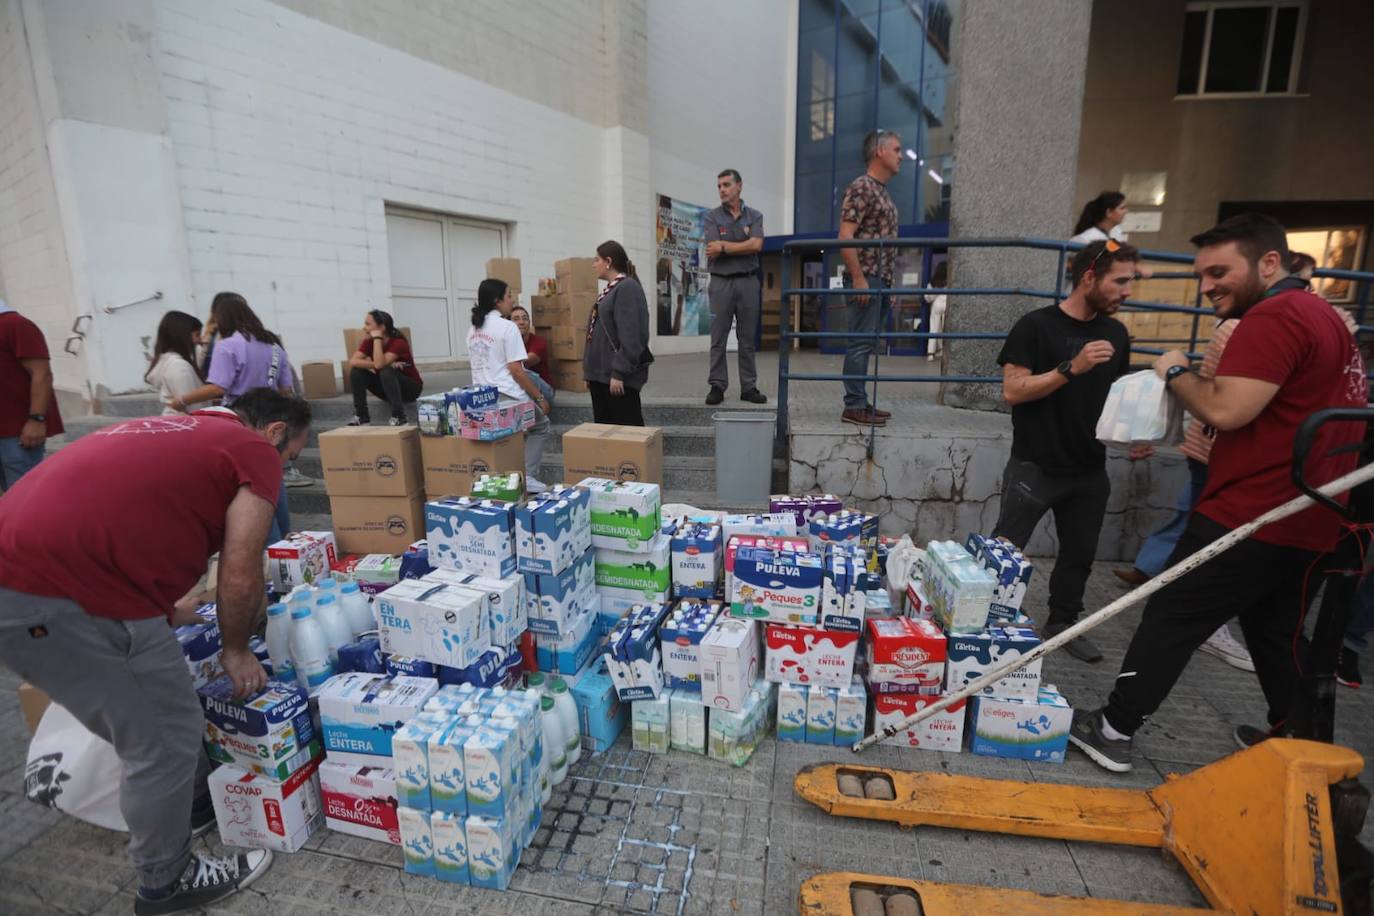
[713,411,776,507]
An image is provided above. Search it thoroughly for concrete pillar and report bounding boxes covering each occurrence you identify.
[941,0,1093,410]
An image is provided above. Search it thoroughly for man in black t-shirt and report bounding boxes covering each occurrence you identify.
[993,240,1137,662]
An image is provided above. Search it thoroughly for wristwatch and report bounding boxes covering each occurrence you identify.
[1164,365,1191,387]
[27,413,46,422]
[1056,360,1074,379]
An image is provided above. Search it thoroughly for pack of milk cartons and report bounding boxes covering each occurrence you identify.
[964,533,1034,623]
[945,624,1042,699]
[969,684,1072,763]
[318,760,401,844]
[209,755,324,852]
[603,602,672,701]
[317,673,439,766]
[631,689,672,754]
[426,497,518,579]
[198,678,320,780]
[523,547,596,638]
[922,539,996,633]
[769,493,844,527]
[456,400,536,441]
[568,654,630,753]
[471,472,523,503]
[375,579,490,669]
[872,692,967,753]
[807,510,878,554]
[707,680,775,766]
[865,617,947,695]
[420,567,527,649]
[669,689,707,754]
[515,486,592,576]
[594,532,671,602]
[659,599,723,691]
[722,513,800,542]
[266,530,338,592]
[729,546,825,627]
[763,623,860,689]
[699,616,759,713]
[391,712,454,812]
[534,603,599,675]
[819,543,868,632]
[579,477,662,551]
[723,535,809,599]
[176,609,274,689]
[671,523,723,599]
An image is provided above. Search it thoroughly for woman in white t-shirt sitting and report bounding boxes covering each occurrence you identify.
[468,278,553,492]
[1069,191,1129,245]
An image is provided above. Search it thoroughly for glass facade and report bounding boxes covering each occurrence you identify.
[794,0,958,233]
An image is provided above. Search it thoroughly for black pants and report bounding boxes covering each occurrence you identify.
[1104,513,1321,736]
[991,458,1110,629]
[351,366,422,420]
[588,381,644,426]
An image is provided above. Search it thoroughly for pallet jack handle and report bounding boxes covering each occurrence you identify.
[1293,407,1374,518]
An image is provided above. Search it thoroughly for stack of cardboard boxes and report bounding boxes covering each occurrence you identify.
[530,257,599,393]
[319,426,427,555]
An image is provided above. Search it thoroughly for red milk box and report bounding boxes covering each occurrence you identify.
[866,617,946,693]
[872,692,966,753]
[318,760,401,845]
[763,623,860,688]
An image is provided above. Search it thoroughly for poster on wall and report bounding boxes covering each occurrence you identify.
[655,194,711,336]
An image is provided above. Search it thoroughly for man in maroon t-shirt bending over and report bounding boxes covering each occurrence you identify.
[0,388,311,915]
[1069,213,1368,775]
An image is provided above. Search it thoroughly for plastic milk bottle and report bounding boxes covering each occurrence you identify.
[289,603,334,691]
[313,593,354,663]
[339,581,375,637]
[541,696,569,787]
[549,677,581,766]
[264,602,296,685]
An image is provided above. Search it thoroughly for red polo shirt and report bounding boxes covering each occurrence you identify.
[0,312,64,438]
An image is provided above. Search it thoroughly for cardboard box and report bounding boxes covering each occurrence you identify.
[699,617,759,713]
[319,426,424,497]
[554,360,588,393]
[763,623,859,688]
[529,294,558,326]
[866,617,947,693]
[603,602,672,701]
[873,693,966,753]
[969,687,1072,763]
[549,325,586,360]
[199,678,318,779]
[945,625,1042,699]
[209,757,323,853]
[485,257,522,293]
[426,497,518,579]
[317,673,440,766]
[300,361,338,399]
[728,546,825,626]
[560,292,596,329]
[265,531,338,592]
[659,599,723,691]
[420,433,524,498]
[318,761,401,845]
[554,257,598,293]
[376,579,491,669]
[18,682,50,734]
[562,424,663,485]
[329,493,427,555]
[594,533,671,595]
[568,654,629,753]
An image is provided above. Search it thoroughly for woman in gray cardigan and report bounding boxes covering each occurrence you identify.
[583,240,653,425]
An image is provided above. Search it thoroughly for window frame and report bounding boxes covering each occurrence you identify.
[1175,0,1309,100]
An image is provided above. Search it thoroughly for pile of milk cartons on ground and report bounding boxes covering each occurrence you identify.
[416,383,537,441]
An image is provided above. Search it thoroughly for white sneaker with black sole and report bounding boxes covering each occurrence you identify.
[134,849,272,916]
[1199,625,1254,672]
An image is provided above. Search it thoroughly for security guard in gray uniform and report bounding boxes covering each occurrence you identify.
[703,169,768,405]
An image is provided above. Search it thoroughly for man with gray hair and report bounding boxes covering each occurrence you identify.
[837,130,902,426]
[703,169,767,405]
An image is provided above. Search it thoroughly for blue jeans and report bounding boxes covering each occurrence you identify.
[842,273,891,410]
[269,478,290,543]
[525,375,554,482]
[1132,458,1209,577]
[0,437,45,491]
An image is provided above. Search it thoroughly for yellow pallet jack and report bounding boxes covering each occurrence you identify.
[796,411,1374,914]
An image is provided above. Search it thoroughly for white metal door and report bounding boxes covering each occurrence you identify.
[448,220,507,358]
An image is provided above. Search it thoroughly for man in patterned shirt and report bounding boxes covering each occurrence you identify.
[837,129,902,426]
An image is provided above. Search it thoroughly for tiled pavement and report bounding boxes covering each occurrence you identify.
[2,564,1371,915]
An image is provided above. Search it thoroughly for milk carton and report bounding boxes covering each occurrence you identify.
[768,493,845,526]
[863,587,893,619]
[594,532,671,598]
[417,394,449,436]
[568,655,629,754]
[514,487,592,575]
[198,679,317,780]
[398,805,435,876]
[471,472,523,503]
[176,615,225,688]
[631,690,672,754]
[669,689,707,754]
[386,655,437,678]
[805,685,838,744]
[969,686,1072,763]
[426,498,517,579]
[337,636,385,674]
[866,617,947,693]
[464,723,520,819]
[447,383,499,413]
[466,814,517,891]
[922,539,996,632]
[524,547,596,637]
[209,758,323,853]
[579,477,662,551]
[721,513,801,541]
[534,604,598,675]
[425,683,480,714]
[391,713,450,811]
[819,545,868,632]
[266,531,338,592]
[603,603,672,701]
[776,682,808,743]
[724,535,809,598]
[763,623,859,689]
[659,599,723,691]
[905,579,935,621]
[317,673,440,766]
[873,693,966,753]
[456,400,534,441]
[729,546,825,626]
[318,761,400,845]
[375,579,489,669]
[945,625,1042,699]
[597,584,671,626]
[670,523,723,599]
[834,679,868,746]
[708,681,775,766]
[431,811,470,884]
[421,568,526,648]
[429,718,478,815]
[807,510,878,553]
[965,533,1034,622]
[698,617,759,713]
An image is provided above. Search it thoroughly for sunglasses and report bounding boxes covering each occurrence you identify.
[1088,238,1122,275]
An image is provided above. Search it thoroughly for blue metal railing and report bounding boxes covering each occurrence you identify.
[777,236,1374,451]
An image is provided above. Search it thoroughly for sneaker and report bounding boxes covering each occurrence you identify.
[866,405,892,419]
[705,387,725,405]
[1112,567,1150,587]
[841,408,886,427]
[526,477,549,495]
[1336,646,1363,689]
[1199,625,1255,672]
[346,415,368,426]
[1043,621,1104,663]
[281,467,313,489]
[190,796,216,839]
[740,389,768,404]
[135,849,273,916]
[388,415,407,427]
[1068,708,1133,773]
[1234,723,1275,749]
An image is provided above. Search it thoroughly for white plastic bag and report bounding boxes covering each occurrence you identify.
[1096,370,1184,447]
[25,702,128,832]
[883,535,924,607]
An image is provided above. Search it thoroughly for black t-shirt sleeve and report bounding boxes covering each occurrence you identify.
[997,312,1039,369]
[1113,322,1132,378]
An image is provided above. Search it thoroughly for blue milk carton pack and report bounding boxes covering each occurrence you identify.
[465,814,517,891]
[833,678,868,747]
[391,713,451,811]
[659,599,724,691]
[426,498,517,579]
[425,683,481,714]
[421,568,527,648]
[776,681,808,743]
[603,602,672,701]
[198,679,317,780]
[729,546,825,626]
[376,579,490,670]
[416,395,449,436]
[568,654,629,753]
[597,583,670,628]
[807,510,879,553]
[580,477,663,552]
[805,685,838,744]
[965,533,1034,623]
[534,603,598,674]
[447,383,499,414]
[430,811,470,885]
[969,685,1072,763]
[946,625,1042,699]
[515,487,592,575]
[671,524,723,599]
[337,636,386,674]
[317,673,440,766]
[820,546,867,632]
[398,805,435,876]
[428,718,478,815]
[525,547,596,637]
[386,655,437,678]
[464,722,520,819]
